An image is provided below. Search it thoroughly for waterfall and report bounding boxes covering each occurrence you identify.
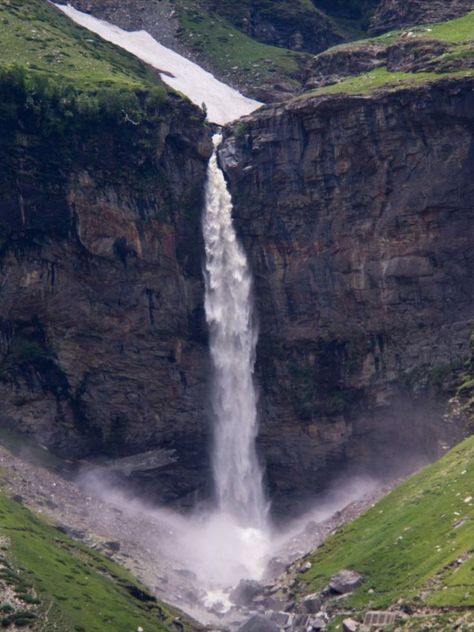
[203,134,268,529]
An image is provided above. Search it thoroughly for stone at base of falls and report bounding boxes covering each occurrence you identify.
[308,615,328,631]
[329,570,363,594]
[265,610,293,626]
[264,557,288,579]
[230,580,263,607]
[107,449,177,476]
[237,614,280,632]
[301,592,323,613]
[342,619,360,632]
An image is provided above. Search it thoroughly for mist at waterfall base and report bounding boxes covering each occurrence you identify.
[76,467,379,617]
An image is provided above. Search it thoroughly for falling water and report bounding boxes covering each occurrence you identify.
[203,134,268,529]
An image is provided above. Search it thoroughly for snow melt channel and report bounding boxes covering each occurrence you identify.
[55,4,262,125]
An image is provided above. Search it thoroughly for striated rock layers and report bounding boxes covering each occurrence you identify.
[221,78,474,512]
[0,85,213,506]
[370,0,474,34]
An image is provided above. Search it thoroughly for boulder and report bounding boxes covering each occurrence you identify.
[266,610,293,626]
[301,592,322,614]
[230,580,264,607]
[264,556,288,578]
[329,570,363,594]
[342,619,359,632]
[309,614,328,630]
[237,614,280,632]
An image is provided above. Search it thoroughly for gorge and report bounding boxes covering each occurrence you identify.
[0,0,473,630]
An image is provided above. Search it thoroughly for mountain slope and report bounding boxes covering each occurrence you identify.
[295,435,474,629]
[0,492,201,631]
[302,10,474,94]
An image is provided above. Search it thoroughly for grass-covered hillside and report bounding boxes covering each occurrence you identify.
[0,0,172,130]
[1,0,163,91]
[296,435,474,630]
[302,10,474,97]
[172,0,312,99]
[0,492,200,631]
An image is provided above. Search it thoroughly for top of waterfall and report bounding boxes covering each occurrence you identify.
[55,4,262,125]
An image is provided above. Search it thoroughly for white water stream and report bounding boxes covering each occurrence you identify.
[203,134,268,530]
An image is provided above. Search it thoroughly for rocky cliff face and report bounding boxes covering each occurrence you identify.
[0,82,213,506]
[370,0,474,34]
[221,78,474,512]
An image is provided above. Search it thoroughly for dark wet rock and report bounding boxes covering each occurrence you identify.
[329,570,363,594]
[237,614,280,632]
[104,540,121,553]
[55,524,84,539]
[264,557,288,579]
[230,580,264,607]
[121,582,156,602]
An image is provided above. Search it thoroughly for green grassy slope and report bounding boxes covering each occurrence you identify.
[174,1,311,97]
[0,0,174,140]
[176,0,345,52]
[311,67,474,96]
[0,492,199,631]
[304,11,474,97]
[297,436,474,629]
[0,0,163,91]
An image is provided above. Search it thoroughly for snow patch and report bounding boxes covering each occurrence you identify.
[54,3,262,125]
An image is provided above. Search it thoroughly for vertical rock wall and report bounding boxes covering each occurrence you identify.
[221,78,474,512]
[0,86,213,505]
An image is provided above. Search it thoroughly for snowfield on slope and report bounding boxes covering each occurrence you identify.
[55,3,262,125]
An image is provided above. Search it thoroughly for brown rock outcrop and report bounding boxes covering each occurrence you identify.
[222,78,474,512]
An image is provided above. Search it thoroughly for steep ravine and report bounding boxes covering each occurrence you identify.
[221,77,474,514]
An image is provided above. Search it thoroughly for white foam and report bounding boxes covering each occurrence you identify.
[55,3,262,125]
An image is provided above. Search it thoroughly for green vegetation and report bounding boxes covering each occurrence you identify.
[298,11,474,98]
[298,436,474,627]
[171,0,383,92]
[175,3,308,93]
[0,0,161,90]
[0,0,170,143]
[327,10,474,50]
[307,67,474,96]
[0,493,197,631]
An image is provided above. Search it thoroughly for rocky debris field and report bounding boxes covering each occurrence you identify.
[0,442,394,630]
